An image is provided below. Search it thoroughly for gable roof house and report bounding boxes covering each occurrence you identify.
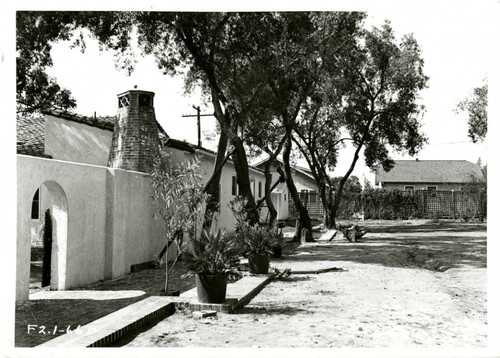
[375,160,486,191]
[16,89,267,303]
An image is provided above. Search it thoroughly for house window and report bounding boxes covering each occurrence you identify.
[427,186,437,197]
[31,188,40,220]
[404,186,414,191]
[258,182,262,198]
[284,193,286,201]
[231,176,237,196]
[427,186,437,191]
[310,191,317,204]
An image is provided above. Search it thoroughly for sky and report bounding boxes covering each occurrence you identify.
[39,2,492,186]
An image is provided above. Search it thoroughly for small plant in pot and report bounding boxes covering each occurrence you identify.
[237,224,279,274]
[182,229,241,303]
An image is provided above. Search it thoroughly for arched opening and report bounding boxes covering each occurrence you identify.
[28,181,68,294]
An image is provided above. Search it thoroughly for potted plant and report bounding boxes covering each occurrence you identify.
[237,224,279,274]
[183,229,241,303]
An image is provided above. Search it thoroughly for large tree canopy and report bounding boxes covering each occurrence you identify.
[327,21,428,227]
[16,12,429,232]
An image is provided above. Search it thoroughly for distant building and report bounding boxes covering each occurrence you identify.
[375,160,486,191]
[253,158,322,219]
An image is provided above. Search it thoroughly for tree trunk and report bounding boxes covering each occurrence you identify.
[264,158,278,229]
[323,191,336,229]
[211,91,259,225]
[203,130,228,228]
[231,136,260,225]
[279,137,313,242]
[331,144,363,228]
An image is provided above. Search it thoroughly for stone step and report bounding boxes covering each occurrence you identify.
[317,229,337,241]
[38,296,178,347]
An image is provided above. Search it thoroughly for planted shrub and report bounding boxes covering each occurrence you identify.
[236,224,279,257]
[183,229,241,275]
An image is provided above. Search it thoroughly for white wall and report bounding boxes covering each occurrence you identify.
[18,116,272,302]
[44,115,113,166]
[167,148,269,230]
[17,155,166,302]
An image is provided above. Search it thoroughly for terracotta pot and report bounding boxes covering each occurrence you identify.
[195,273,228,303]
[248,254,270,274]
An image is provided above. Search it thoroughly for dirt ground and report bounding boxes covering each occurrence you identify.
[124,220,487,348]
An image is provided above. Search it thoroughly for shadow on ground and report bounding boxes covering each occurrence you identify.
[282,222,486,272]
[15,221,486,347]
[237,305,307,316]
[15,262,195,347]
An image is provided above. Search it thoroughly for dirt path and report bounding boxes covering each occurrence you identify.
[124,221,487,348]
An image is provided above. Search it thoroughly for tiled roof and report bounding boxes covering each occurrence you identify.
[41,108,115,131]
[164,138,195,153]
[17,108,264,175]
[375,160,485,184]
[16,114,50,158]
[18,108,206,159]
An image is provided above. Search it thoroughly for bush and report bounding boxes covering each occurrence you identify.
[236,223,279,256]
[183,229,241,275]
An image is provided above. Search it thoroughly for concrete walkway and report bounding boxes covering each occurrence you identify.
[30,290,147,300]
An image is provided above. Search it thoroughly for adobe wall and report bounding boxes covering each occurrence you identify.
[16,155,167,303]
[106,168,165,279]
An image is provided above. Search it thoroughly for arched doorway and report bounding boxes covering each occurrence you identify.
[28,181,68,292]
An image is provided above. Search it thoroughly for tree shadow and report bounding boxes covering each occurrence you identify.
[282,223,486,272]
[236,305,307,316]
[278,276,312,282]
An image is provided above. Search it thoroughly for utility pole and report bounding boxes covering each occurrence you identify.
[181,105,213,148]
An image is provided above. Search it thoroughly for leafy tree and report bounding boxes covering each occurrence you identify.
[326,21,428,227]
[134,12,277,225]
[16,11,134,113]
[16,12,76,113]
[285,13,361,228]
[331,176,362,193]
[456,81,488,143]
[245,12,366,239]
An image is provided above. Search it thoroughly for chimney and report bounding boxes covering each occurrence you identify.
[107,90,160,173]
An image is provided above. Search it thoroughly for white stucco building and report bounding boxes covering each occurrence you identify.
[16,89,268,303]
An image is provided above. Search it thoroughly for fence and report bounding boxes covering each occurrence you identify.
[288,191,324,218]
[360,189,486,220]
[287,188,487,221]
